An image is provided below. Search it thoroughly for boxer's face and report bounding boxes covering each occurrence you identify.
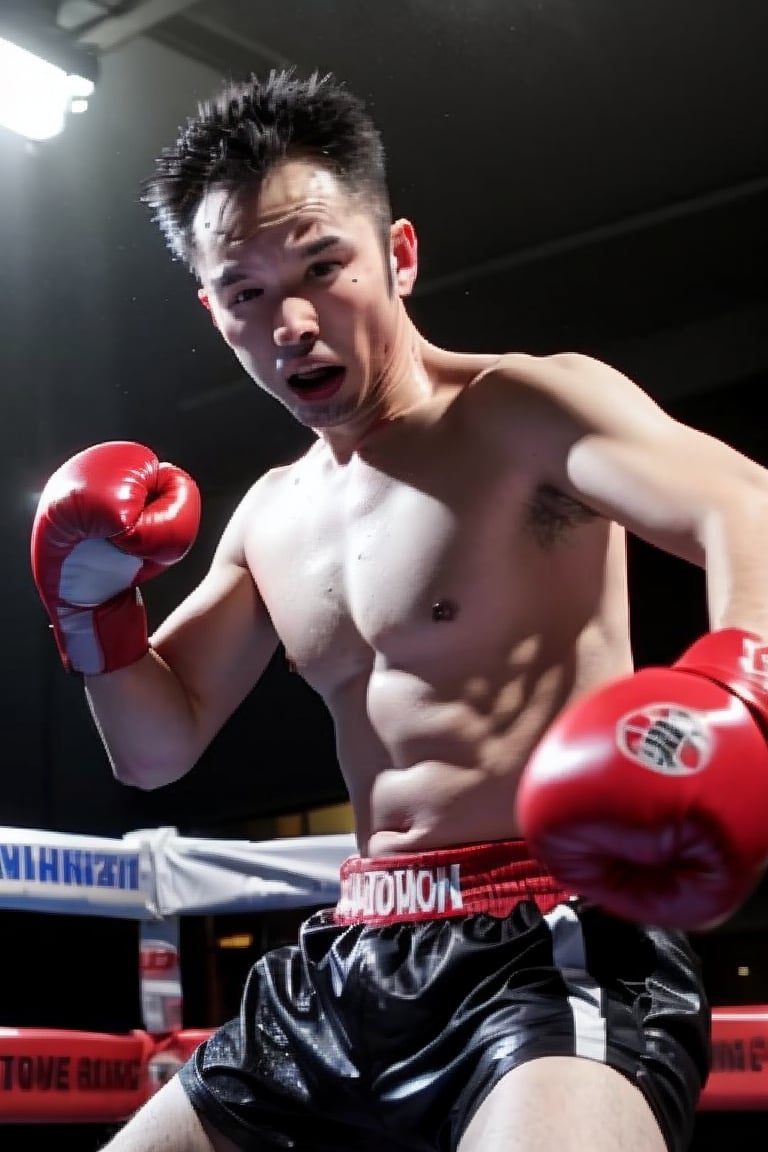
[193,159,417,431]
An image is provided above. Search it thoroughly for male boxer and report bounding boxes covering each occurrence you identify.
[31,70,768,1152]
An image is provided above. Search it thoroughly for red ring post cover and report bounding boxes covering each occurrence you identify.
[700,1007,768,1110]
[0,1028,154,1122]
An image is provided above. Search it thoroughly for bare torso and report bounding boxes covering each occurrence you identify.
[244,355,634,856]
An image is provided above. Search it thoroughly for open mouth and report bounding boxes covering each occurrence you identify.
[287,366,346,401]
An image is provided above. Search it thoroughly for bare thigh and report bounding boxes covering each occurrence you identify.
[100,1075,241,1152]
[458,1056,668,1152]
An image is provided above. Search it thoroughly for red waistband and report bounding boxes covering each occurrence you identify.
[333,839,572,926]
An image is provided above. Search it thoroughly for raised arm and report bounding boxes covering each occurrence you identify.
[487,354,768,929]
[32,442,279,791]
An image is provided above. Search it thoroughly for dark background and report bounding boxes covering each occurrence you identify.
[1,3,768,1110]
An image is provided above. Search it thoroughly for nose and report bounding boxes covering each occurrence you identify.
[273,297,319,350]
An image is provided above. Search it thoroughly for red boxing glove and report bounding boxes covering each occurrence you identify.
[516,629,768,930]
[31,441,201,675]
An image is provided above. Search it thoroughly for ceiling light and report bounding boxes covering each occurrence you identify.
[0,23,98,142]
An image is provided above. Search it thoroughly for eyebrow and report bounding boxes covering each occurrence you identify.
[210,236,344,292]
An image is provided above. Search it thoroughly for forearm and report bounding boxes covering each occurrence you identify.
[702,494,768,638]
[84,648,204,789]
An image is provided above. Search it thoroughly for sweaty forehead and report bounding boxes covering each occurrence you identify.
[192,161,358,267]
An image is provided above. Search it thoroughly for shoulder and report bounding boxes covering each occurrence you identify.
[214,445,320,564]
[239,441,323,508]
[455,351,673,501]
[471,351,608,405]
[457,352,591,444]
[466,351,666,439]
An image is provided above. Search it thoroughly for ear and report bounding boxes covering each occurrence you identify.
[197,287,219,328]
[389,219,418,297]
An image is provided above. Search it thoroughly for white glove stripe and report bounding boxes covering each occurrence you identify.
[59,539,143,607]
[55,605,104,675]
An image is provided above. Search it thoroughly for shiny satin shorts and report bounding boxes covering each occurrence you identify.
[178,840,710,1152]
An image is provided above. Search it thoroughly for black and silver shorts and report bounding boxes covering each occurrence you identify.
[178,840,710,1152]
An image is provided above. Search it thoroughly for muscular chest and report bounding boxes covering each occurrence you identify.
[249,447,516,687]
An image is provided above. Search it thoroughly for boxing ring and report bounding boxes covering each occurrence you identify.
[0,824,764,1124]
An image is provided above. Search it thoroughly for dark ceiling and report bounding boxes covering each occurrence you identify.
[0,0,767,845]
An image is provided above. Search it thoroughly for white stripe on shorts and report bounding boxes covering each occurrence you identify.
[545,903,608,1062]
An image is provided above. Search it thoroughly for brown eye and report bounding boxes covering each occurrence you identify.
[308,261,341,279]
[232,287,263,306]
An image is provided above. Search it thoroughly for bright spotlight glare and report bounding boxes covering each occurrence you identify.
[0,36,95,141]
